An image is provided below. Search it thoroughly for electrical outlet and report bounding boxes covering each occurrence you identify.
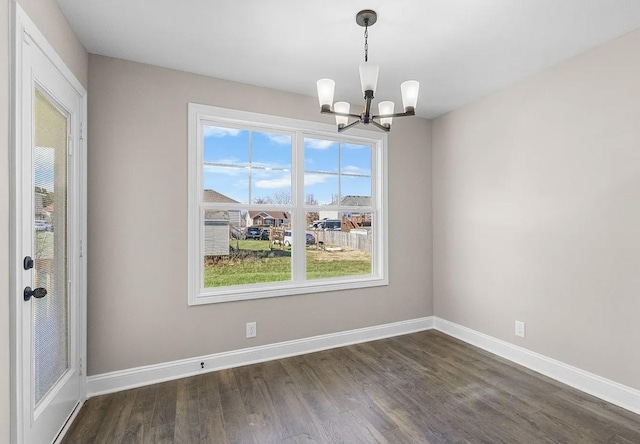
[515,320,525,338]
[246,322,257,338]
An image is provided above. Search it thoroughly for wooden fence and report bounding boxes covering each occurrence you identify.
[312,230,372,253]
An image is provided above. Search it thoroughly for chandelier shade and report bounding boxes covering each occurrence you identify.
[317,79,336,109]
[316,10,419,133]
[333,101,350,128]
[359,63,379,94]
[401,80,420,112]
[378,101,395,127]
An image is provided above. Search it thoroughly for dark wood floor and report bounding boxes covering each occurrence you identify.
[62,330,640,443]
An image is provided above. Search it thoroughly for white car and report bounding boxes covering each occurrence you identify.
[283,230,316,247]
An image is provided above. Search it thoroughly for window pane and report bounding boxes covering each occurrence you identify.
[306,212,373,280]
[203,165,249,204]
[341,142,371,176]
[203,125,249,165]
[304,138,339,173]
[304,173,338,205]
[204,211,292,288]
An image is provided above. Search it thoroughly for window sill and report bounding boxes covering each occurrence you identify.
[188,275,389,305]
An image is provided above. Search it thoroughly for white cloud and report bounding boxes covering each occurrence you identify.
[252,161,290,171]
[265,134,291,145]
[204,126,241,138]
[203,164,247,176]
[304,174,330,186]
[207,157,247,165]
[255,177,291,189]
[342,142,369,150]
[305,139,336,150]
[342,165,370,175]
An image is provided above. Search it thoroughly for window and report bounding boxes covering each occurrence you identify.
[188,104,388,304]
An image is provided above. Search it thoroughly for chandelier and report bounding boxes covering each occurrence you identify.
[316,10,420,133]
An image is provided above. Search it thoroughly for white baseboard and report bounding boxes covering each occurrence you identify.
[434,317,640,415]
[86,315,640,417]
[86,316,434,397]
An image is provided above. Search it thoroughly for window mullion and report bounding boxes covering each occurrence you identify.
[292,130,306,281]
[248,130,253,204]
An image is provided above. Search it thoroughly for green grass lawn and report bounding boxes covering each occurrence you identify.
[204,240,371,287]
[305,251,372,280]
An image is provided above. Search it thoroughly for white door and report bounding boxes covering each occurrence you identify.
[15,8,86,444]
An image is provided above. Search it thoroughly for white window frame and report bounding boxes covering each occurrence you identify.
[187,103,388,305]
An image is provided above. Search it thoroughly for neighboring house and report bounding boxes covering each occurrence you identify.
[203,189,240,256]
[339,195,371,207]
[246,211,290,227]
[34,190,46,220]
[319,195,371,220]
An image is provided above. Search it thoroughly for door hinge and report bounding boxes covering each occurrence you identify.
[80,121,84,141]
[68,135,73,156]
[79,239,83,258]
[79,358,83,376]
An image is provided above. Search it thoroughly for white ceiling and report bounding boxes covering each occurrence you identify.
[56,0,640,119]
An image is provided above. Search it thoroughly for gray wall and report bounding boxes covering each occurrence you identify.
[1,0,87,440]
[87,55,433,375]
[432,29,640,390]
[17,0,88,88]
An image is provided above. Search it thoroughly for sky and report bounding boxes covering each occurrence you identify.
[34,146,56,193]
[203,125,372,205]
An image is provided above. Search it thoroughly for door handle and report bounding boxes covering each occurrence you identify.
[24,286,47,301]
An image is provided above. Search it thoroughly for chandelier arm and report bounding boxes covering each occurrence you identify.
[337,120,362,133]
[370,119,390,132]
[320,109,362,119]
[373,109,416,119]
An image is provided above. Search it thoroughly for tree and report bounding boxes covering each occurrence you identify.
[272,191,291,205]
[305,194,319,225]
[305,193,318,206]
[254,191,291,205]
[253,197,272,204]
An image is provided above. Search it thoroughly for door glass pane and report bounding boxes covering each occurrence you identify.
[33,88,69,405]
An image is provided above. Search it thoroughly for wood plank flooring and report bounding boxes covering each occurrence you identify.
[62,330,640,443]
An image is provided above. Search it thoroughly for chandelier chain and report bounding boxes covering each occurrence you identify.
[364,21,369,62]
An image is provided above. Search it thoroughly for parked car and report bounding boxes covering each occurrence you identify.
[283,231,316,247]
[245,226,269,240]
[311,219,341,231]
[35,220,53,231]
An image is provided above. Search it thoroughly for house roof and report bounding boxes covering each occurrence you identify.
[203,189,239,204]
[248,211,291,220]
[340,195,371,207]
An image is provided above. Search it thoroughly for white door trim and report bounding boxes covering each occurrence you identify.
[10,4,87,444]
